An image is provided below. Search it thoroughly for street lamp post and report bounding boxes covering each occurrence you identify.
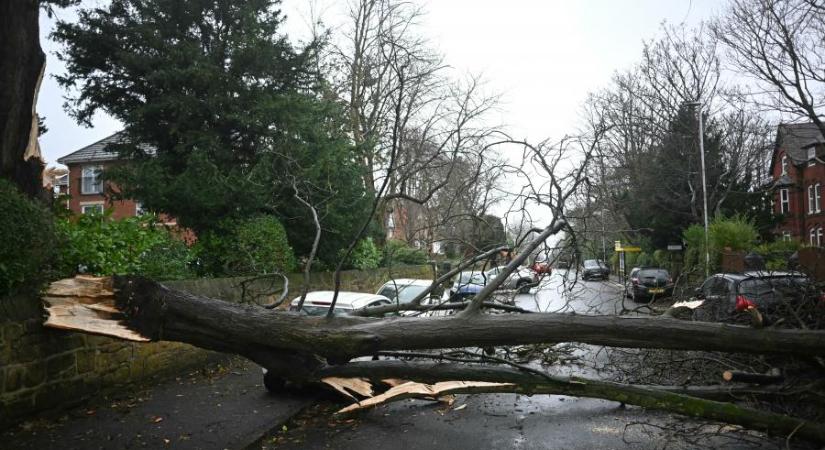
[685,101,710,277]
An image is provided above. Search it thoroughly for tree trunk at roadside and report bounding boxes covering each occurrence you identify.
[43,275,825,446]
[0,0,46,197]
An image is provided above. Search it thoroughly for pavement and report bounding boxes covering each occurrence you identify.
[1,357,316,450]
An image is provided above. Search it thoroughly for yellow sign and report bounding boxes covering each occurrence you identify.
[614,241,642,252]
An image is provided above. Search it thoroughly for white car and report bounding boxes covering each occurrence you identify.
[376,278,438,305]
[288,291,392,316]
[376,278,442,316]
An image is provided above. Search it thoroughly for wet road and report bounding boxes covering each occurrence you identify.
[256,272,783,450]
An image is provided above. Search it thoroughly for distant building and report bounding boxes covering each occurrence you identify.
[57,132,145,219]
[56,133,193,242]
[768,123,825,245]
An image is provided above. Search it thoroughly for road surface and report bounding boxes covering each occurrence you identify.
[255,271,784,449]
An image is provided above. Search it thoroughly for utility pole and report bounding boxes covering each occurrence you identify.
[685,101,710,277]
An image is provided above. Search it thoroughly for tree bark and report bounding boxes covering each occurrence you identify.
[43,275,825,445]
[45,276,825,366]
[0,0,45,197]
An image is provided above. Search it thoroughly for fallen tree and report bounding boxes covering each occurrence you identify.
[43,274,825,445]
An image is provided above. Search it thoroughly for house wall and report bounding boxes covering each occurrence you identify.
[772,147,825,242]
[66,162,138,220]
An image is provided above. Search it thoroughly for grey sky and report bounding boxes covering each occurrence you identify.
[37,0,721,168]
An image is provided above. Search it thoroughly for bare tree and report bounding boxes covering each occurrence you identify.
[714,0,825,131]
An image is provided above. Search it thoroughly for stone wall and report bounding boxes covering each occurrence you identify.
[0,265,430,429]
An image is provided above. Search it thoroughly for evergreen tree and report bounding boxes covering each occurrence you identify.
[53,0,369,264]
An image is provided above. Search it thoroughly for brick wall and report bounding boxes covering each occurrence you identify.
[0,265,431,429]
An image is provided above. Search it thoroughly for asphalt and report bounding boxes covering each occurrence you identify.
[1,357,316,450]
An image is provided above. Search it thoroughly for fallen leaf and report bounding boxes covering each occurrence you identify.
[152,416,164,423]
[453,404,467,411]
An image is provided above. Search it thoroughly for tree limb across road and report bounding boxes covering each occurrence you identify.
[42,275,825,445]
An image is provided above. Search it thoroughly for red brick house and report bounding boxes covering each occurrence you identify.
[769,123,825,244]
[56,132,146,219]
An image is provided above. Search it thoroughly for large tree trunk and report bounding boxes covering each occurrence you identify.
[0,0,45,197]
[43,275,825,445]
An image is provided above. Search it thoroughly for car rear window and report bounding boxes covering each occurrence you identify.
[738,277,809,303]
[638,269,669,278]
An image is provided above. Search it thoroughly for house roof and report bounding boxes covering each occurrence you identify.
[57,132,126,165]
[777,123,825,164]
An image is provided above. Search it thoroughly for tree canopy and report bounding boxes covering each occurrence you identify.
[52,0,370,265]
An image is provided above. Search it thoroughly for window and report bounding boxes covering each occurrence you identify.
[81,203,103,215]
[81,165,103,194]
[780,188,790,214]
[809,185,815,213]
[781,155,789,175]
[816,184,822,213]
[782,231,791,242]
[135,202,146,216]
[809,148,817,166]
[818,227,824,247]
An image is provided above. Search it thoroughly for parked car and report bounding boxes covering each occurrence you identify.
[375,279,442,316]
[692,271,818,323]
[626,267,674,302]
[449,270,486,300]
[581,259,610,281]
[483,266,538,294]
[289,291,392,316]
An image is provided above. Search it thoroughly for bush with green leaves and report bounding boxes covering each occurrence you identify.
[56,212,194,280]
[352,237,380,270]
[382,240,428,266]
[683,215,759,273]
[196,215,296,276]
[754,239,802,271]
[0,179,58,296]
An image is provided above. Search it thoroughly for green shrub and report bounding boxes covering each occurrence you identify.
[754,239,802,271]
[352,237,380,270]
[382,239,428,266]
[57,212,194,280]
[196,215,296,276]
[0,179,57,296]
[682,215,759,273]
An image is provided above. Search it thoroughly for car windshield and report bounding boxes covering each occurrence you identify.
[583,260,600,268]
[378,284,429,304]
[638,269,669,278]
[738,277,809,303]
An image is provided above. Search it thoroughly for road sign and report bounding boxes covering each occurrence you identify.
[615,241,642,252]
[667,244,683,251]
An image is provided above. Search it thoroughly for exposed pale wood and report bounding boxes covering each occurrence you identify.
[337,380,514,414]
[45,276,114,298]
[42,278,147,342]
[321,377,374,400]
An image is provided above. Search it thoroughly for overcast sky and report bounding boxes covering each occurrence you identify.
[37,0,722,168]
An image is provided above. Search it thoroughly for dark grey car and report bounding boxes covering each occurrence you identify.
[581,259,610,281]
[693,271,815,323]
[627,267,674,302]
